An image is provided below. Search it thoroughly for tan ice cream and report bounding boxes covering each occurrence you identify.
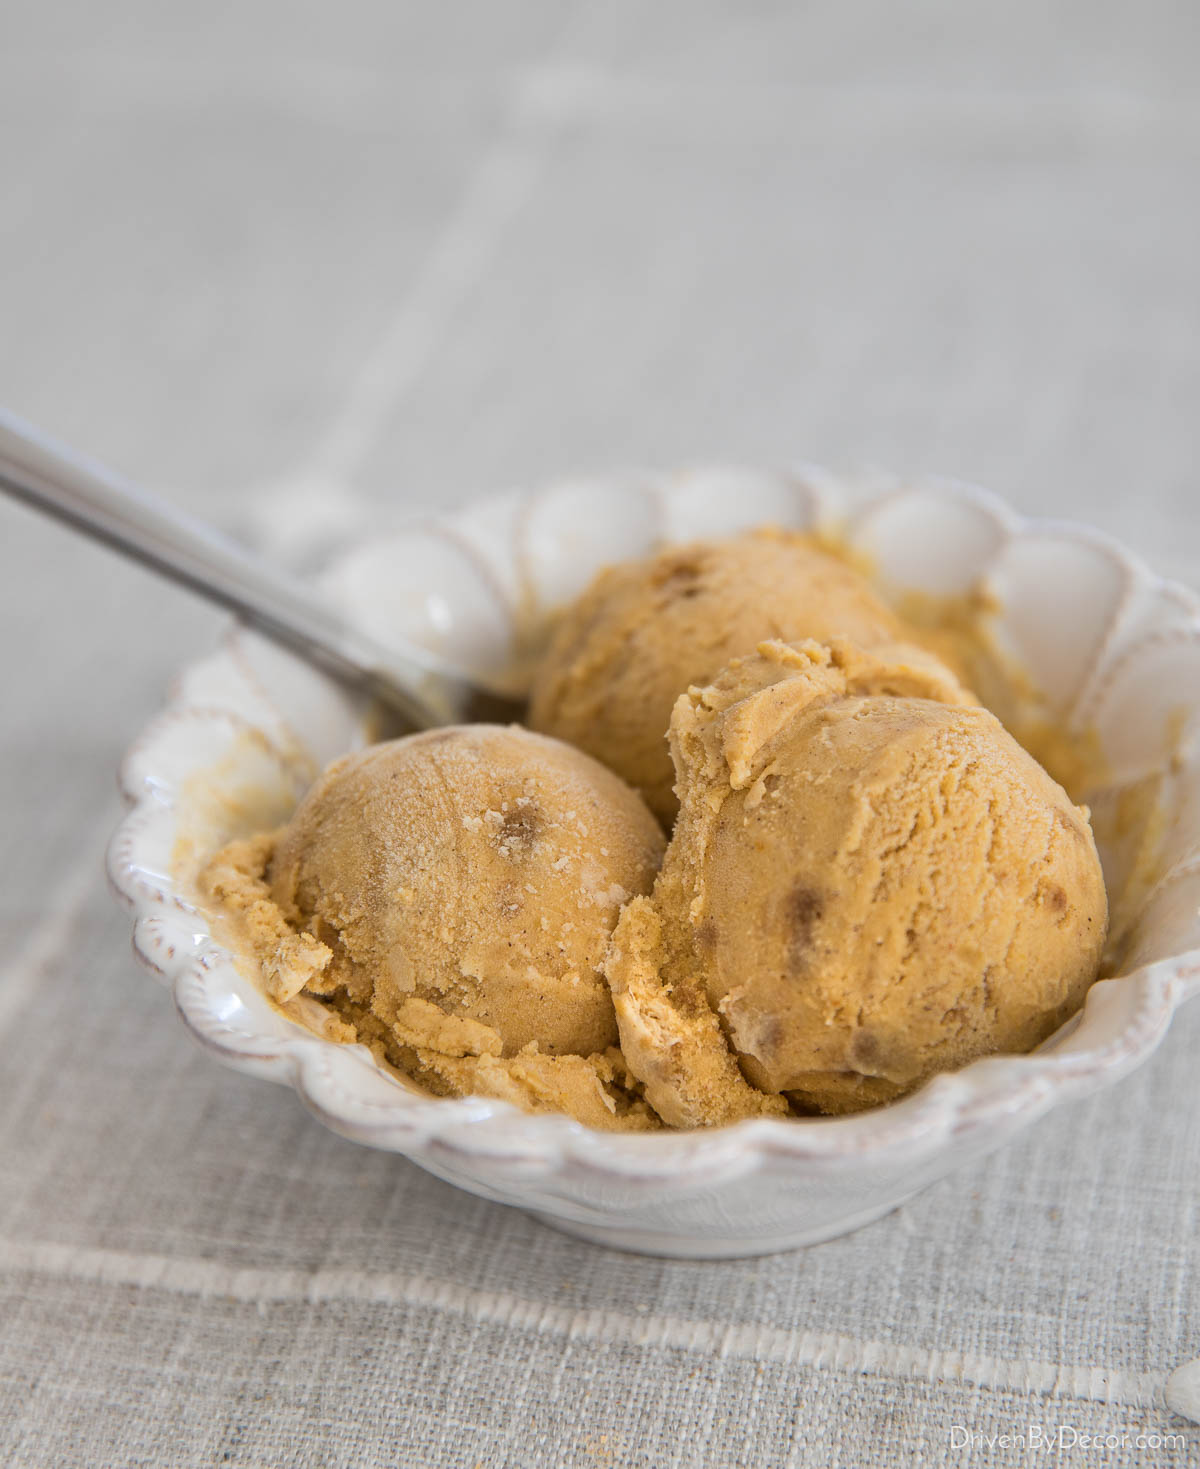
[606,639,1108,1123]
[528,528,908,823]
[200,725,666,1131]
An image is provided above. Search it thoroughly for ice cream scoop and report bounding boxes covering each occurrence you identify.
[528,528,909,823]
[607,639,1108,1123]
[202,724,666,1130]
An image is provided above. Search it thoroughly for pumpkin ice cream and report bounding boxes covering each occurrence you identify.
[198,546,1110,1132]
[200,725,665,1131]
[528,528,907,822]
[606,639,1109,1123]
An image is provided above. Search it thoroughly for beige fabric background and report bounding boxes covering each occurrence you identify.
[2,3,1199,1465]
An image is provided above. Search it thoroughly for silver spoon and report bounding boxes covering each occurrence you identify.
[0,408,524,729]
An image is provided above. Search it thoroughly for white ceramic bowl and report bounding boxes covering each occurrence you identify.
[108,469,1200,1258]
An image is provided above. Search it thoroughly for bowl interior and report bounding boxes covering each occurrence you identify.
[138,470,1200,1150]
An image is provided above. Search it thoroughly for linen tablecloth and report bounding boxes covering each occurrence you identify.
[2,3,1199,1464]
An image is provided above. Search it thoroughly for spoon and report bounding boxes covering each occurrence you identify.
[0,408,524,729]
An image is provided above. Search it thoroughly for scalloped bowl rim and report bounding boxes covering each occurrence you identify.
[107,469,1200,1191]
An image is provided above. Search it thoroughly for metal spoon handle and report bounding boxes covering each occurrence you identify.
[0,408,471,728]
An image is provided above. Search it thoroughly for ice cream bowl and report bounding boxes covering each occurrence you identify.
[108,468,1200,1258]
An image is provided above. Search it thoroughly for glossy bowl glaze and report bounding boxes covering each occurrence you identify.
[108,468,1200,1257]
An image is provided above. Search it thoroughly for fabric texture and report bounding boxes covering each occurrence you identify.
[2,2,1200,1464]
